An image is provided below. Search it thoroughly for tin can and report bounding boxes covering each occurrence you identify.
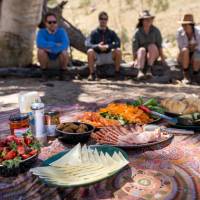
[31,102,46,144]
[44,111,60,139]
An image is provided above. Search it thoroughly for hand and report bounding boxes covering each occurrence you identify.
[189,43,197,52]
[98,42,108,52]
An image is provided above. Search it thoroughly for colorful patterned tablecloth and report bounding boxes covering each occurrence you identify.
[1,102,200,200]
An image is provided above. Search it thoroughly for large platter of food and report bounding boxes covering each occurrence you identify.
[161,94,200,115]
[30,144,129,187]
[77,97,164,128]
[91,125,173,149]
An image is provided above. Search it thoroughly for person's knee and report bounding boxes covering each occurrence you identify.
[181,47,189,54]
[38,49,47,57]
[148,44,158,52]
[87,49,95,56]
[60,50,68,58]
[113,48,121,55]
[138,47,146,55]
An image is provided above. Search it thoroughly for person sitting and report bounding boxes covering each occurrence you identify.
[177,14,200,84]
[132,10,165,79]
[36,12,70,81]
[85,11,122,81]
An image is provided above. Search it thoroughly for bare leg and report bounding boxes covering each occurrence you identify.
[58,51,70,81]
[87,49,96,74]
[136,47,146,70]
[112,48,122,72]
[147,44,159,66]
[179,48,191,83]
[179,48,190,70]
[192,60,200,71]
[37,49,49,69]
[58,50,69,70]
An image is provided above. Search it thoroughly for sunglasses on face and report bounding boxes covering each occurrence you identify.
[99,18,108,21]
[47,21,57,24]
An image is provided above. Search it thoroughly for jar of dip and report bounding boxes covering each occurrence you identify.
[9,114,30,136]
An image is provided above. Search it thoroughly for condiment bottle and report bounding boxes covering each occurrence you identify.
[31,102,46,144]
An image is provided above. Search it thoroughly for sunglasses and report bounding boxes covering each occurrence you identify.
[99,18,108,21]
[47,21,57,24]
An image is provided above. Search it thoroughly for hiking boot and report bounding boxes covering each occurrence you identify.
[182,69,191,84]
[136,70,145,80]
[143,65,152,77]
[182,78,191,85]
[88,73,96,81]
[115,71,124,80]
[59,69,71,81]
[40,69,48,82]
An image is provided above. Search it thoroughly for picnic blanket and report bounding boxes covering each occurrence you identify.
[1,101,200,200]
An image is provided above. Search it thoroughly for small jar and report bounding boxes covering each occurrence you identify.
[9,114,30,136]
[44,111,60,139]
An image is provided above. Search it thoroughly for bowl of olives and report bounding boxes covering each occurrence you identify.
[56,122,95,144]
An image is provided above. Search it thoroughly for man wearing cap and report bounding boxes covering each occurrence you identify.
[85,11,122,81]
[132,10,165,79]
[177,14,200,84]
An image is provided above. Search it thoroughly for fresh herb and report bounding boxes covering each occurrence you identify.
[2,156,22,168]
[100,112,127,125]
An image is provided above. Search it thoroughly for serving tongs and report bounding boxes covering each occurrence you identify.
[140,106,195,134]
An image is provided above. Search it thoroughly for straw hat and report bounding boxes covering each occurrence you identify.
[139,10,155,20]
[178,14,195,24]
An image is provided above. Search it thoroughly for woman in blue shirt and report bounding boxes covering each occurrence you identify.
[36,12,70,81]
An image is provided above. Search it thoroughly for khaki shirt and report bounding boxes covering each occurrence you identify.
[176,26,200,51]
[132,25,163,55]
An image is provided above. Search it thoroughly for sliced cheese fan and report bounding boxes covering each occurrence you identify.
[30,144,129,187]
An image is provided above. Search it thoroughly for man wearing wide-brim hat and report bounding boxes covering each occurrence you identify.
[132,10,165,79]
[177,14,200,84]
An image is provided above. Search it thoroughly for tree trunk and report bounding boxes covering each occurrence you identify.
[0,0,44,67]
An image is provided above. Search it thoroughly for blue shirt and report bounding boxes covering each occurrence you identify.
[36,28,70,54]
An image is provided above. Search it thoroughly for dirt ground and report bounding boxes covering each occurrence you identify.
[0,77,199,112]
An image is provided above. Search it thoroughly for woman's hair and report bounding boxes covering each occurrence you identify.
[136,19,143,28]
[191,23,196,39]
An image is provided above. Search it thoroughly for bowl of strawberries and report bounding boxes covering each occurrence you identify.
[0,130,41,177]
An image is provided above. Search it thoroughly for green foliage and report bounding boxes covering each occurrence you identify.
[153,0,169,13]
[79,0,91,8]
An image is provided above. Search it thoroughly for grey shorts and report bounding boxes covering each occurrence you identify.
[95,52,114,65]
[193,50,200,61]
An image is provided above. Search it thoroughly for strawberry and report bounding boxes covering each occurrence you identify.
[21,154,31,160]
[29,149,37,156]
[14,137,23,145]
[17,145,25,155]
[4,150,17,160]
[24,137,32,146]
[6,135,17,143]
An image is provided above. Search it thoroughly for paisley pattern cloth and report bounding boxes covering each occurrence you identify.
[0,101,200,200]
